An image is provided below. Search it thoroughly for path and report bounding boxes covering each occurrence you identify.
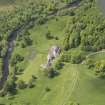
[82,49,105,64]
[61,65,79,105]
[86,50,105,58]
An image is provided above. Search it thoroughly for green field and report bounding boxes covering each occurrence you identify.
[0,0,105,105]
[1,62,105,105]
[0,14,105,105]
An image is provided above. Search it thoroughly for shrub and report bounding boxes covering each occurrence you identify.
[17,80,27,89]
[54,59,64,70]
[61,50,86,64]
[61,53,71,62]
[44,68,59,78]
[48,68,56,78]
[45,31,54,40]
[27,79,35,88]
[0,91,5,97]
[37,17,47,25]
[45,87,51,92]
[32,75,37,80]
[27,76,36,88]
[3,79,16,95]
[85,59,95,69]
[11,54,24,66]
[70,51,86,64]
[57,9,75,16]
[55,36,59,40]
[16,54,24,62]
[71,54,84,64]
[24,36,33,46]
[95,60,105,78]
[21,41,27,48]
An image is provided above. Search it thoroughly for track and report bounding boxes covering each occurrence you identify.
[37,65,79,105]
[61,65,79,105]
[82,49,105,64]
[86,50,105,58]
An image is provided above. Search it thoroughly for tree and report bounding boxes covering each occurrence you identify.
[54,59,64,70]
[45,31,54,40]
[71,52,85,64]
[44,67,59,78]
[17,80,27,89]
[27,76,36,88]
[61,52,71,62]
[27,79,34,88]
[95,60,105,78]
[3,79,16,95]
[45,87,51,92]
[11,54,24,66]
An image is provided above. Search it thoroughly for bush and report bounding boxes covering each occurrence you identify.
[57,9,75,16]
[11,54,24,66]
[17,80,27,89]
[15,66,24,75]
[27,79,35,88]
[24,36,33,46]
[45,31,54,40]
[71,54,84,64]
[0,90,5,97]
[45,87,51,92]
[55,36,59,40]
[27,76,36,88]
[3,79,16,95]
[95,60,105,78]
[54,59,64,70]
[48,68,56,78]
[61,53,71,62]
[70,50,86,64]
[21,41,27,48]
[37,17,47,25]
[44,68,59,78]
[85,59,95,69]
[32,75,37,80]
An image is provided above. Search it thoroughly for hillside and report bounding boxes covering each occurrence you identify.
[0,0,105,105]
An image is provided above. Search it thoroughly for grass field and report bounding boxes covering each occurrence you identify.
[0,0,105,104]
[1,63,105,105]
[0,14,105,105]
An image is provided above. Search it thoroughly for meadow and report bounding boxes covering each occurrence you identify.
[0,14,105,105]
[0,0,105,105]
